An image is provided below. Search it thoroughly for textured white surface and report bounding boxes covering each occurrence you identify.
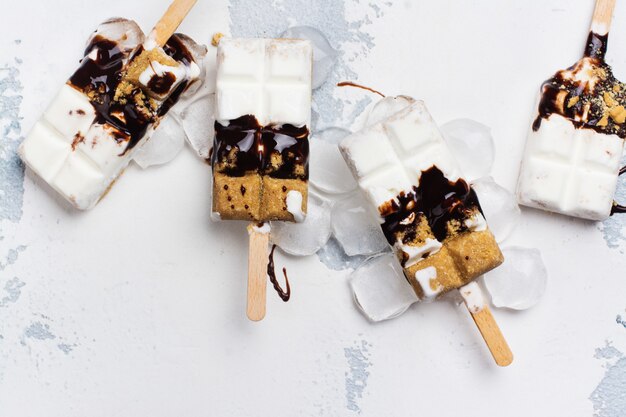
[2,1,626,417]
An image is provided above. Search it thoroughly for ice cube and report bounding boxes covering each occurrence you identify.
[332,192,388,256]
[483,246,548,310]
[441,119,495,181]
[133,115,186,169]
[471,176,521,243]
[180,94,215,159]
[270,194,332,256]
[90,18,145,53]
[316,236,370,271]
[350,253,418,322]
[281,26,338,89]
[366,95,416,127]
[310,128,357,194]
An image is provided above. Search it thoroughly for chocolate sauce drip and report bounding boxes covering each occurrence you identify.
[380,166,482,244]
[68,34,195,154]
[212,115,309,179]
[147,71,176,95]
[337,81,385,98]
[611,203,626,214]
[584,31,608,60]
[163,34,194,66]
[156,35,195,116]
[69,36,152,152]
[267,245,291,302]
[532,31,626,138]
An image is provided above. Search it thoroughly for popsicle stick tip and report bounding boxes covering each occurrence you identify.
[151,0,198,47]
[590,0,616,35]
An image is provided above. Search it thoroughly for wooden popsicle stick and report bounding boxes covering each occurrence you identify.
[150,0,198,47]
[459,283,513,367]
[247,223,270,321]
[590,0,616,35]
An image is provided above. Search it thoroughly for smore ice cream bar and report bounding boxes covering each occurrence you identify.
[19,18,202,210]
[517,1,625,221]
[211,38,312,223]
[340,100,504,300]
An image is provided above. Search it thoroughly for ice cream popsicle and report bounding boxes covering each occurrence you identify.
[19,0,200,210]
[211,37,313,321]
[517,0,625,221]
[340,99,512,365]
[211,38,312,223]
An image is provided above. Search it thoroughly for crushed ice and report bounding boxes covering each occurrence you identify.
[441,118,495,182]
[271,194,332,256]
[331,192,388,256]
[350,253,418,322]
[483,247,548,310]
[133,115,186,168]
[472,176,521,243]
[309,128,357,194]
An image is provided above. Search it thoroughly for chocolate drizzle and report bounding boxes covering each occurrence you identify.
[584,31,608,60]
[380,166,482,244]
[68,33,195,154]
[147,70,176,96]
[532,31,626,139]
[267,245,291,302]
[212,115,309,179]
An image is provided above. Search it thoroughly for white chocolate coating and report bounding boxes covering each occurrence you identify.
[517,112,624,221]
[216,38,312,127]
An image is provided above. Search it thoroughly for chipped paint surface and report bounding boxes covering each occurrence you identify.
[600,155,626,251]
[0,64,25,223]
[590,342,626,417]
[344,339,372,413]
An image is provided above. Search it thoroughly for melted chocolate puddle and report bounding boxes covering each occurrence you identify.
[267,244,291,302]
[337,81,385,98]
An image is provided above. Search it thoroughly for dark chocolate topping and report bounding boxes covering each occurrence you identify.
[584,31,608,60]
[68,33,195,154]
[533,31,626,139]
[147,70,177,96]
[267,244,291,302]
[380,166,483,244]
[212,115,309,179]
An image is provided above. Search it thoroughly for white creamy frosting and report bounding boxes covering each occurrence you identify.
[459,282,485,313]
[396,238,442,268]
[286,190,305,223]
[414,267,443,301]
[250,222,271,234]
[464,212,487,232]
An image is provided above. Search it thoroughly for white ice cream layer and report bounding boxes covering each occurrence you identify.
[286,190,305,222]
[339,100,462,213]
[215,38,312,127]
[138,61,188,97]
[459,281,485,313]
[414,266,443,301]
[517,112,624,221]
[396,238,442,268]
[464,212,487,232]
